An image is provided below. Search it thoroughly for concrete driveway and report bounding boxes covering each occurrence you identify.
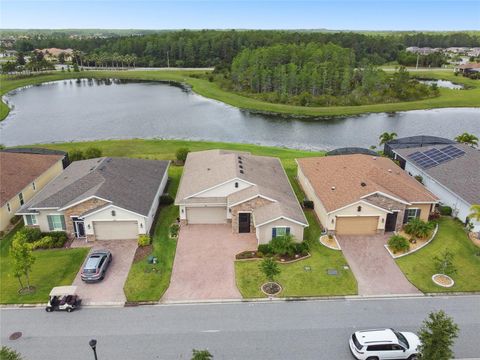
[163,224,257,302]
[71,239,137,305]
[336,235,420,296]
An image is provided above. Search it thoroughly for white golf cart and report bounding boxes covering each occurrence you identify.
[45,286,81,313]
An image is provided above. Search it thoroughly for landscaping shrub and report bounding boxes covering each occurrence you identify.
[138,234,151,247]
[160,194,174,205]
[44,231,68,247]
[175,147,190,163]
[303,199,314,209]
[388,235,410,254]
[257,243,273,255]
[169,223,180,238]
[18,227,42,243]
[294,241,309,256]
[404,218,434,239]
[29,236,55,250]
[270,234,296,256]
[84,147,103,159]
[439,206,453,216]
[414,175,424,184]
[259,257,280,282]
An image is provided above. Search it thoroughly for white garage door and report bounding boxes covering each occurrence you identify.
[187,207,226,224]
[93,221,138,240]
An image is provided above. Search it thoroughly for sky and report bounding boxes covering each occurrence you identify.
[0,0,479,31]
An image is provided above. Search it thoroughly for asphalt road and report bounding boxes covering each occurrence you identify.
[1,296,479,360]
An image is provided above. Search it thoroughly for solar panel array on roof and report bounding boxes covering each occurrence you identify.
[407,145,466,169]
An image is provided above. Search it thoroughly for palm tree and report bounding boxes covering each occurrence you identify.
[469,205,480,222]
[379,132,398,146]
[455,133,478,148]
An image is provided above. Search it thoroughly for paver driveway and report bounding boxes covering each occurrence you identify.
[71,239,137,305]
[336,235,420,296]
[163,224,257,302]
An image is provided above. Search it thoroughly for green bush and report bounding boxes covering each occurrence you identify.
[29,236,54,250]
[270,234,296,256]
[0,346,24,360]
[294,241,309,255]
[69,149,84,162]
[404,218,434,238]
[175,147,190,162]
[160,194,174,205]
[303,199,314,209]
[44,231,68,247]
[439,206,453,216]
[84,147,103,159]
[138,234,151,247]
[259,257,280,282]
[388,235,410,254]
[18,227,42,243]
[169,223,180,238]
[258,243,273,255]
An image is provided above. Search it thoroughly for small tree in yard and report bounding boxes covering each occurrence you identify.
[260,257,280,282]
[191,349,213,360]
[0,346,24,360]
[434,249,457,277]
[175,147,190,163]
[387,235,409,253]
[10,235,36,292]
[418,310,459,360]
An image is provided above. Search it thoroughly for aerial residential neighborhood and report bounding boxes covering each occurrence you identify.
[0,1,479,359]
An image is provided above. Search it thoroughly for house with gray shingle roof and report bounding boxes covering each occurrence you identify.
[389,141,480,235]
[17,157,170,241]
[175,150,308,244]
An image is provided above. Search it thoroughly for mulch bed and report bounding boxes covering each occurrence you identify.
[235,250,309,262]
[133,244,153,263]
[261,282,282,296]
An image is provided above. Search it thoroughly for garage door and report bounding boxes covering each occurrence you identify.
[93,221,138,240]
[187,207,226,224]
[336,216,379,235]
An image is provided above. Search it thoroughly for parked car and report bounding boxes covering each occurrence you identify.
[349,328,421,360]
[45,286,81,312]
[81,249,112,282]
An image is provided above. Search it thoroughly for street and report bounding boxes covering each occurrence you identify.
[1,296,479,360]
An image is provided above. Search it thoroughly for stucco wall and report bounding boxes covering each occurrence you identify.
[231,196,273,233]
[256,218,305,245]
[330,202,388,232]
[146,163,170,232]
[407,203,432,222]
[2,159,63,231]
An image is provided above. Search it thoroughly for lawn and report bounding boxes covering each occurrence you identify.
[0,224,89,304]
[1,67,479,121]
[396,217,480,293]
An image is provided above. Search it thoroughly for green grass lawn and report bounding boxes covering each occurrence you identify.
[1,68,479,121]
[396,217,480,293]
[0,224,89,304]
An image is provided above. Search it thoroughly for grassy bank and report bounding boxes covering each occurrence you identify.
[1,68,479,121]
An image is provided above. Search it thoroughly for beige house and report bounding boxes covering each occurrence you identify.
[297,154,438,235]
[0,151,65,232]
[175,150,308,244]
[17,157,169,241]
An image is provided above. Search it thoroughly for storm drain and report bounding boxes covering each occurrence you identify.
[9,332,22,340]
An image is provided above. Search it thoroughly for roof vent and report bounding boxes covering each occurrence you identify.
[239,165,243,169]
[361,182,367,187]
[388,169,392,173]
[331,186,336,190]
[373,157,377,160]
[240,170,244,174]
[207,168,211,171]
[238,156,242,160]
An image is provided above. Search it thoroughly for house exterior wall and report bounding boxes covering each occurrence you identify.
[30,209,65,232]
[231,197,274,234]
[145,164,170,232]
[2,159,63,232]
[364,193,406,231]
[407,203,432,222]
[330,202,388,233]
[63,198,109,238]
[256,218,304,245]
[195,179,251,197]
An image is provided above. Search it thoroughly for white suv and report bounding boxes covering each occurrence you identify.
[349,328,421,360]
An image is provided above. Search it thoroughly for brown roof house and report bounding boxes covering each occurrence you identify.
[296,154,438,235]
[0,151,65,232]
[175,150,308,244]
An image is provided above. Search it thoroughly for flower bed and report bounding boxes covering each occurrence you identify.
[261,282,282,296]
[235,250,310,263]
[385,224,438,258]
[319,235,341,250]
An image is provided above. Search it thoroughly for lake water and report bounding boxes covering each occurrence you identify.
[1,79,479,150]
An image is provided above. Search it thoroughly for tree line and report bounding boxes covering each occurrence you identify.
[228,43,438,106]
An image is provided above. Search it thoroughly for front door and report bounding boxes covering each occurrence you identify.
[72,217,86,238]
[385,212,398,232]
[238,213,251,233]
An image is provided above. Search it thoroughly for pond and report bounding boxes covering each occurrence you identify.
[418,79,464,89]
[1,79,479,150]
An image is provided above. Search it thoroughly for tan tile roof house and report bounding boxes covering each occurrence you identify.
[17,157,170,241]
[175,150,308,244]
[0,151,65,232]
[297,154,438,235]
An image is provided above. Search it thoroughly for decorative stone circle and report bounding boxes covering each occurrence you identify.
[432,274,454,288]
[261,282,282,296]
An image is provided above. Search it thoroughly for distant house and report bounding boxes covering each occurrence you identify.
[454,63,480,75]
[175,150,308,244]
[17,157,170,241]
[0,150,65,232]
[35,48,74,61]
[386,137,480,235]
[297,154,438,235]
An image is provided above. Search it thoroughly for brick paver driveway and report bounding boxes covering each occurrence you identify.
[71,239,137,305]
[336,235,420,296]
[163,224,257,302]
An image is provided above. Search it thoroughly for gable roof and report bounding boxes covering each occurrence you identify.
[176,150,307,226]
[0,152,64,206]
[19,157,169,217]
[297,154,438,213]
[395,144,480,205]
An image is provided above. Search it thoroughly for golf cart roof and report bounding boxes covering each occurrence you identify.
[49,286,77,297]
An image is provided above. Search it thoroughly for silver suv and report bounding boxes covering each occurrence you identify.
[81,250,112,282]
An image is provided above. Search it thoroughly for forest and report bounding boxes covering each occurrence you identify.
[227,43,439,106]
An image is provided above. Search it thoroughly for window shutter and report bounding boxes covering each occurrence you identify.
[286,227,290,235]
[416,209,421,218]
[272,228,277,238]
[60,215,66,230]
[47,216,54,231]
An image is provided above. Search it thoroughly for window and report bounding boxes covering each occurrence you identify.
[47,215,66,231]
[366,344,392,351]
[25,215,38,226]
[272,227,290,238]
[18,192,24,206]
[404,208,421,223]
[6,202,11,213]
[32,182,36,191]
